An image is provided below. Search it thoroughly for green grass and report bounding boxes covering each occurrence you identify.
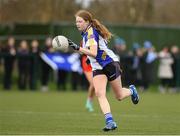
[0,90,180,135]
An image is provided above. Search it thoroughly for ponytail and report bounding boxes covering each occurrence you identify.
[92,19,113,41]
[75,10,113,41]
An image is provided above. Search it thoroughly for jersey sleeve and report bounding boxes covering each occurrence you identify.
[86,28,98,48]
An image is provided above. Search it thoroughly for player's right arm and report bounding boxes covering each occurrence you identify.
[68,39,97,58]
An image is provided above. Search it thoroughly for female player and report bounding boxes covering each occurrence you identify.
[80,41,95,112]
[69,10,139,131]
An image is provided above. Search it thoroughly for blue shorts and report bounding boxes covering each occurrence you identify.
[93,61,121,81]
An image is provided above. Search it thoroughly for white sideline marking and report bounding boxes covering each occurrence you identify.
[0,110,160,118]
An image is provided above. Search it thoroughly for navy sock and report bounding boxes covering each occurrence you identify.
[104,113,114,124]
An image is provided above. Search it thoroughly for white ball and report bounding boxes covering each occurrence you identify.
[52,35,69,52]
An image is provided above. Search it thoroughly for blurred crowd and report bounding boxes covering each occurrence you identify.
[0,36,179,93]
[0,36,88,92]
[113,37,180,93]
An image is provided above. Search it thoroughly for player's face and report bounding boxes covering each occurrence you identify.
[76,16,89,32]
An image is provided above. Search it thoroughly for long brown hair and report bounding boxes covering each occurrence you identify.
[75,10,113,41]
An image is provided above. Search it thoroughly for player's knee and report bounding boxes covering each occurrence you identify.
[116,95,123,101]
[95,90,104,98]
[95,91,101,97]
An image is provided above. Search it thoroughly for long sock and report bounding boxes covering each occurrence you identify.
[86,98,94,111]
[104,113,114,124]
[129,87,133,95]
[86,98,92,107]
[87,98,92,103]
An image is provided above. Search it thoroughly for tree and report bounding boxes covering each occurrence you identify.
[0,0,180,25]
[0,0,79,23]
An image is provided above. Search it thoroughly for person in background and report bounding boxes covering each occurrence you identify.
[1,37,16,90]
[141,41,157,90]
[29,39,40,90]
[40,37,53,92]
[80,41,95,112]
[70,54,82,91]
[17,40,30,90]
[57,63,68,90]
[113,37,127,56]
[131,42,143,87]
[0,40,3,80]
[113,37,133,86]
[158,46,174,93]
[170,45,179,92]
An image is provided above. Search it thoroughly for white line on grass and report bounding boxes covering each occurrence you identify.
[0,110,161,118]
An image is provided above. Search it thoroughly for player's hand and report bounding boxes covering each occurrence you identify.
[68,39,80,50]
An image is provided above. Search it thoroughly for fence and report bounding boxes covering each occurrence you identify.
[1,23,180,48]
[0,23,180,87]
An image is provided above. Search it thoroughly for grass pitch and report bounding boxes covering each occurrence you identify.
[0,89,180,135]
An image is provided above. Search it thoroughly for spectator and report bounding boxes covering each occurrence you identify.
[29,40,40,90]
[70,53,82,91]
[113,37,133,86]
[141,41,157,90]
[170,45,179,92]
[57,70,67,90]
[40,37,53,92]
[17,40,30,90]
[0,40,3,83]
[131,43,143,87]
[158,46,174,93]
[57,62,68,91]
[1,37,16,90]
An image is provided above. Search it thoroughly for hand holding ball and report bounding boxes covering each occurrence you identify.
[52,35,80,51]
[52,35,69,52]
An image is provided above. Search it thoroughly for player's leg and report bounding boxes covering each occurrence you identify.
[93,74,109,113]
[105,62,139,104]
[110,76,139,104]
[93,74,117,131]
[84,71,95,112]
[110,76,131,100]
